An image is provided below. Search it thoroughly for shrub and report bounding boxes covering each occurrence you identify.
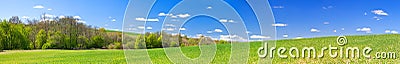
[170,41,178,47]
[134,35,146,49]
[90,36,105,48]
[218,40,229,44]
[41,43,53,49]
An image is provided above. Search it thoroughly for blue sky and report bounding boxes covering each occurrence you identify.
[1,0,399,40]
[0,0,128,30]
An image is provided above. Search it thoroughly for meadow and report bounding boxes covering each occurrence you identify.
[1,34,399,63]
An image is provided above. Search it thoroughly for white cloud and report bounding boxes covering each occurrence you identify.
[47,8,52,11]
[385,30,398,34]
[219,19,234,23]
[77,20,86,23]
[127,28,137,31]
[357,27,372,33]
[333,30,337,33]
[146,27,153,30]
[385,30,391,33]
[33,5,44,9]
[170,16,178,18]
[59,15,66,19]
[170,33,179,36]
[135,18,146,21]
[21,16,30,19]
[250,35,270,39]
[135,17,159,22]
[165,24,176,27]
[219,19,228,22]
[180,34,186,37]
[179,28,186,30]
[310,28,320,32]
[273,6,284,9]
[73,16,81,19]
[373,16,383,21]
[323,22,329,25]
[106,28,121,31]
[207,31,213,33]
[322,6,333,10]
[228,20,234,23]
[364,12,368,16]
[163,28,175,31]
[207,6,212,9]
[246,31,251,34]
[158,12,173,16]
[219,35,246,41]
[176,14,190,18]
[44,14,55,18]
[391,31,398,34]
[341,28,345,31]
[283,34,289,38]
[214,29,223,32]
[196,34,203,37]
[171,19,179,22]
[272,23,287,27]
[137,26,145,29]
[111,19,116,22]
[371,10,388,16]
[294,36,303,39]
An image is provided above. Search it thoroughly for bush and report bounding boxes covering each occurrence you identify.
[107,42,122,49]
[41,43,53,49]
[170,41,178,47]
[35,29,47,49]
[188,39,199,46]
[89,36,105,48]
[113,42,121,49]
[218,40,229,44]
[134,35,146,49]
[0,43,3,52]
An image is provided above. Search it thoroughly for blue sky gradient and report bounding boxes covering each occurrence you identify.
[1,0,399,40]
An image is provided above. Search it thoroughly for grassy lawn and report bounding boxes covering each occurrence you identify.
[1,34,399,63]
[0,50,126,64]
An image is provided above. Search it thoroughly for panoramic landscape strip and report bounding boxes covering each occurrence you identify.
[0,0,399,64]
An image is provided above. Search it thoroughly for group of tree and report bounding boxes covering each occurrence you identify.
[0,16,122,51]
[125,32,231,49]
[0,16,231,51]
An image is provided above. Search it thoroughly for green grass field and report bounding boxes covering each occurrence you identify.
[0,50,126,64]
[1,34,399,63]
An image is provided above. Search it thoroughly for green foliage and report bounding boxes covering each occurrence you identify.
[0,17,122,50]
[41,43,53,49]
[89,36,105,48]
[218,40,229,44]
[0,50,126,63]
[35,29,47,49]
[0,20,31,50]
[188,38,199,46]
[107,42,121,49]
[134,35,146,49]
[77,36,89,49]
[170,41,178,47]
[145,33,161,48]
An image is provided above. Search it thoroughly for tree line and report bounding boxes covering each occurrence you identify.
[0,16,230,51]
[124,32,230,49]
[0,16,122,51]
